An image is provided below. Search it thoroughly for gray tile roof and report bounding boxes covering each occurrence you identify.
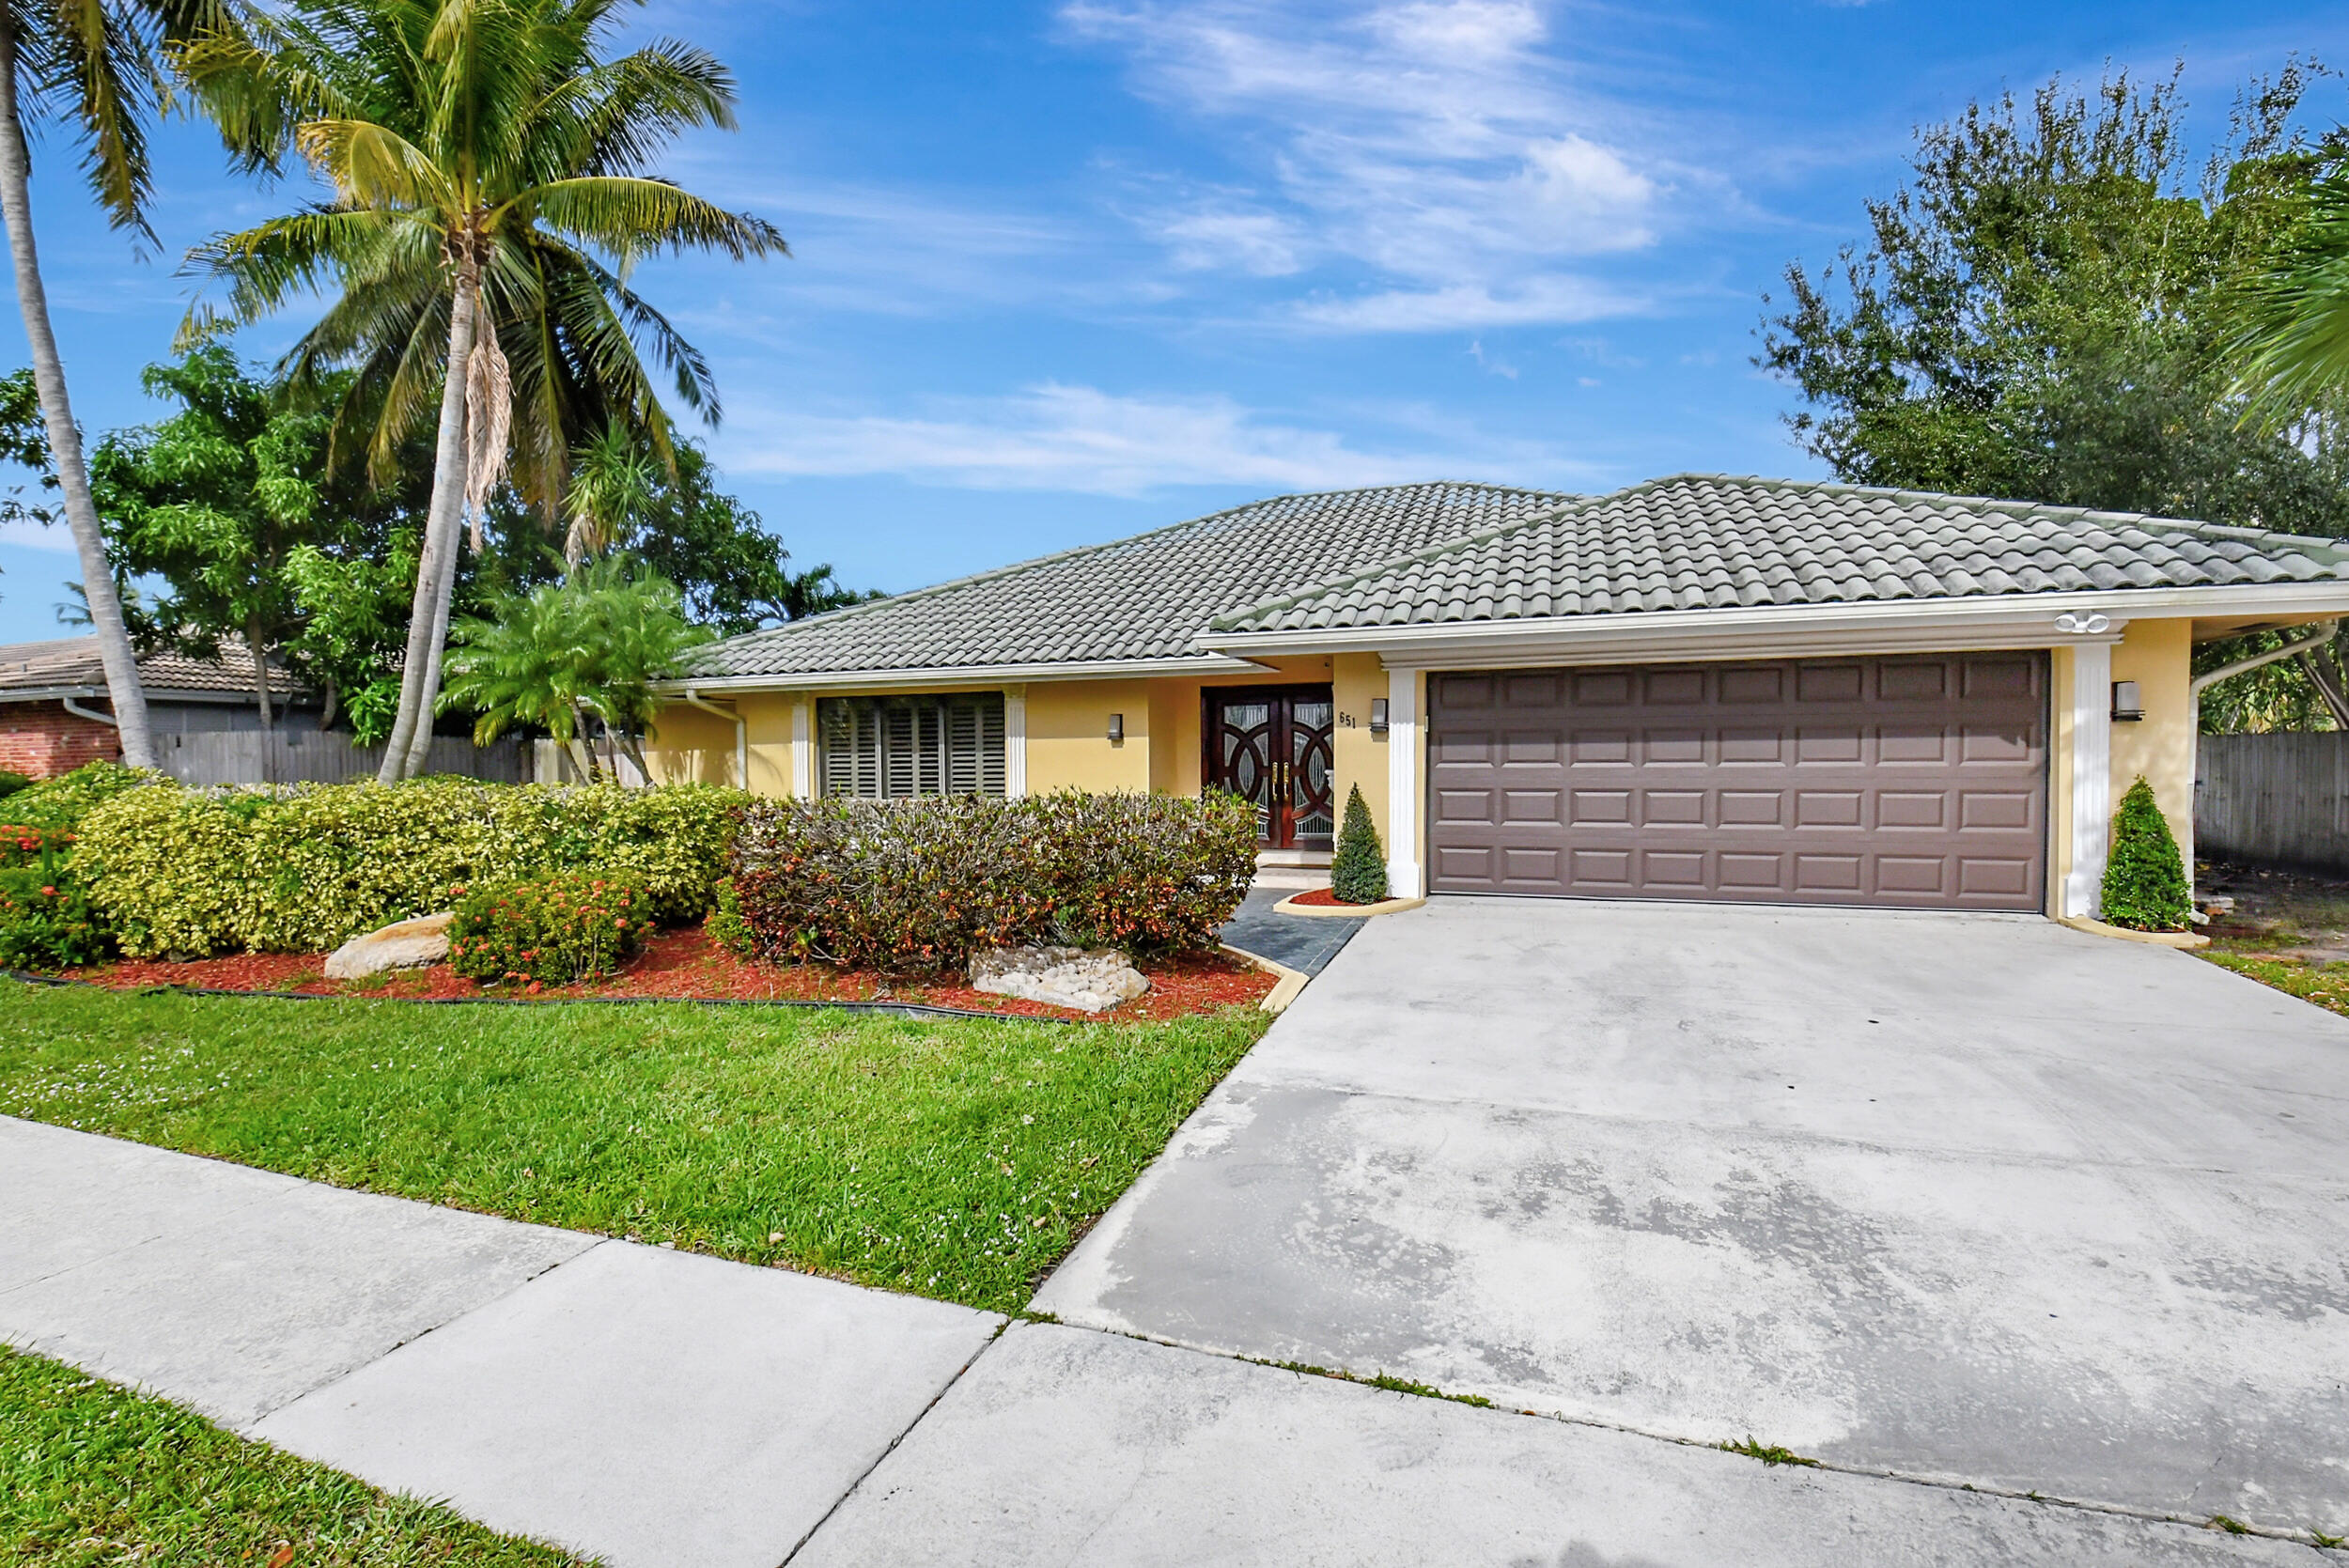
[1215,474,2349,634]
[0,635,295,698]
[681,481,1577,678]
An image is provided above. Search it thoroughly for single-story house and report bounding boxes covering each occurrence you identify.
[0,635,312,779]
[645,474,2349,920]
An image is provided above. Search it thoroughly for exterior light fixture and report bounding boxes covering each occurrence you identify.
[2110,680,2143,722]
[1107,713,1124,743]
[1370,698,1390,736]
[2054,611,2112,635]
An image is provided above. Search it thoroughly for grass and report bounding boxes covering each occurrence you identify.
[0,1347,583,1565]
[1246,1357,1496,1409]
[0,981,1268,1313]
[1717,1436,1819,1468]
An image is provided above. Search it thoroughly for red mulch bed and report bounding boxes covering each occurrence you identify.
[59,926,1276,1021]
[1286,886,1378,908]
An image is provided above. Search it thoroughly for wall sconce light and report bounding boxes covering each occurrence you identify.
[1107,712,1125,743]
[2110,680,2143,722]
[1369,698,1390,736]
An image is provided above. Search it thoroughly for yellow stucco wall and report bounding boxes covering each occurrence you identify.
[1023,679,1155,794]
[2108,616,2195,856]
[644,692,797,796]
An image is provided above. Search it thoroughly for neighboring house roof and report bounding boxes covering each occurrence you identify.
[679,480,1578,679]
[0,635,296,701]
[1215,474,2349,635]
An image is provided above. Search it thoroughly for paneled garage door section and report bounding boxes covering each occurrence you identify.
[1427,655,2047,909]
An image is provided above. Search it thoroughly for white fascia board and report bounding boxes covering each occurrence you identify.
[1198,582,2349,668]
[654,653,1271,698]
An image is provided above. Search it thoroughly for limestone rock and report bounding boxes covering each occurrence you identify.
[325,912,455,981]
[969,944,1149,1014]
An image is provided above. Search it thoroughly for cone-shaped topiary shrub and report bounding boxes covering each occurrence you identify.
[2101,775,2190,931]
[1330,784,1389,905]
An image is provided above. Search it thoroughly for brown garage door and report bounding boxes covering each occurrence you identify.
[1427,654,2047,909]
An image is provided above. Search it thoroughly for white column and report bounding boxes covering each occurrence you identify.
[1385,665,1423,898]
[789,697,813,799]
[2064,642,2112,918]
[1004,686,1028,799]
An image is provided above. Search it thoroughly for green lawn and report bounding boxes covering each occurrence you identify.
[0,983,1268,1312]
[0,1348,583,1566]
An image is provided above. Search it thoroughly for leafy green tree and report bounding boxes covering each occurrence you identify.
[3,347,436,738]
[0,0,229,767]
[440,555,708,781]
[1761,65,2349,535]
[180,0,784,782]
[481,434,871,632]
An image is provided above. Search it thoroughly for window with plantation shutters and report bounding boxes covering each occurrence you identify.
[817,692,1006,799]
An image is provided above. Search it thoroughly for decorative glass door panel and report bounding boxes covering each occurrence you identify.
[1205,686,1336,850]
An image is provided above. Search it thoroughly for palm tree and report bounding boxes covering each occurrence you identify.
[2229,169,2349,424]
[0,0,225,768]
[179,0,781,781]
[441,555,705,782]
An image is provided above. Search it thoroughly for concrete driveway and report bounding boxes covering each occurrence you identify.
[1036,898,2349,1535]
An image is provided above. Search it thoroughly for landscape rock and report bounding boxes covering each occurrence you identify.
[969,945,1148,1014]
[325,912,456,981]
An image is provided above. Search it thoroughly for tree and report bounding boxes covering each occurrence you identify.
[479,434,871,632]
[2,347,437,737]
[83,346,378,728]
[179,0,784,782]
[1760,65,2349,536]
[0,0,226,768]
[440,555,707,780]
[2229,166,2349,423]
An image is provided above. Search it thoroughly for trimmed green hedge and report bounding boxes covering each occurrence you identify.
[724,789,1258,971]
[80,779,748,957]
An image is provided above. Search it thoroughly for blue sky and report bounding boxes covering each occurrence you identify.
[0,0,2341,641]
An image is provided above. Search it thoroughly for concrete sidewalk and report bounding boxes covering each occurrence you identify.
[0,1114,2308,1565]
[0,1115,1003,1568]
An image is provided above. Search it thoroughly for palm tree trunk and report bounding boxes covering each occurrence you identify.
[0,20,157,770]
[378,267,482,784]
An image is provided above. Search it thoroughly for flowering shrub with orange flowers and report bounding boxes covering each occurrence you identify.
[447,871,652,987]
[720,790,1258,972]
[0,821,107,968]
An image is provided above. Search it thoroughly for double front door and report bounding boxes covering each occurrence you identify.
[1205,686,1335,850]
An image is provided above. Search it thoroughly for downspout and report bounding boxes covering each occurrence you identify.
[61,695,116,727]
[682,686,748,790]
[2186,620,2339,895]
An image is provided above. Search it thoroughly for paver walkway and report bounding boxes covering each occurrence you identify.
[0,1113,2311,1565]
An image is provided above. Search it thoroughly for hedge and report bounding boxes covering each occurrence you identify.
[723,789,1258,971]
[79,779,749,957]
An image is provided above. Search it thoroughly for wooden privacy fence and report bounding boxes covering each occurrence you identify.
[2195,731,2349,875]
[158,729,534,786]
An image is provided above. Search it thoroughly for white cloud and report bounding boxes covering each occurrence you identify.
[715,381,1579,496]
[1063,0,1677,330]
[1297,272,1639,332]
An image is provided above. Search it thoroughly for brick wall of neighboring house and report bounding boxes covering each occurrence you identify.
[0,700,119,779]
